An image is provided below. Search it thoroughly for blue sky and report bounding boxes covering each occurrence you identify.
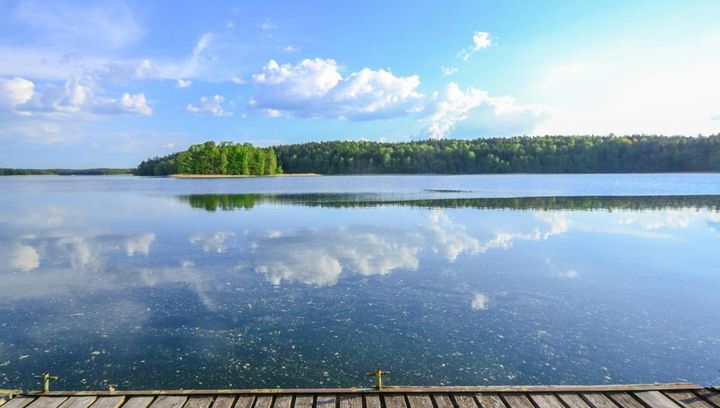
[1,0,719,167]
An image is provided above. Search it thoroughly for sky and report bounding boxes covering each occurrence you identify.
[0,0,719,167]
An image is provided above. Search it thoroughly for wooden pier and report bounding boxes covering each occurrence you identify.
[2,384,719,408]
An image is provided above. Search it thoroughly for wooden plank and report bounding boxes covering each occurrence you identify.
[582,394,618,408]
[293,397,313,408]
[338,396,361,408]
[272,397,292,408]
[233,397,253,408]
[122,398,154,408]
[607,393,644,408]
[26,398,68,408]
[634,392,681,408]
[454,395,478,408]
[211,397,235,408]
[476,395,506,408]
[530,394,565,408]
[1,399,35,408]
[432,395,454,408]
[316,396,335,408]
[695,390,720,408]
[406,395,433,408]
[501,395,534,408]
[252,397,273,408]
[89,397,125,408]
[28,384,703,396]
[665,392,714,408]
[59,397,96,408]
[557,394,592,408]
[384,395,407,408]
[365,395,381,408]
[184,399,213,408]
[149,397,188,408]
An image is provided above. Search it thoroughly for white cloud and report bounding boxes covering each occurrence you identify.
[428,210,570,260]
[458,31,492,61]
[231,76,246,85]
[6,245,40,272]
[0,77,35,110]
[424,82,547,138]
[56,236,95,269]
[441,66,458,77]
[260,21,277,31]
[125,233,156,256]
[250,58,424,120]
[252,226,421,286]
[132,33,213,81]
[283,45,301,52]
[473,32,492,49]
[189,231,235,253]
[96,92,152,116]
[176,79,192,88]
[471,292,489,310]
[186,95,232,117]
[0,77,152,116]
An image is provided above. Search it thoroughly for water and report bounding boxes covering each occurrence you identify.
[1,174,719,390]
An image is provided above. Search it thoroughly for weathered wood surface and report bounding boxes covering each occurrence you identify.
[10,384,720,408]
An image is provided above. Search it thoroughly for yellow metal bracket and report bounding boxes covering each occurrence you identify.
[35,373,59,393]
[366,369,391,390]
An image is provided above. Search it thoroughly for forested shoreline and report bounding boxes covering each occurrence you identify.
[275,135,720,174]
[0,168,132,176]
[135,141,281,176]
[5,135,720,176]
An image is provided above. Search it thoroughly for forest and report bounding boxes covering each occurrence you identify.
[274,135,720,174]
[0,168,132,175]
[135,141,281,176]
[135,135,720,176]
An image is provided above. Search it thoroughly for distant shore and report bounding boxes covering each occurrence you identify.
[170,173,320,178]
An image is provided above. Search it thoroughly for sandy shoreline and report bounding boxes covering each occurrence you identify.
[169,173,320,178]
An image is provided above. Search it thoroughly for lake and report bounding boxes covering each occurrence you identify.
[1,174,720,390]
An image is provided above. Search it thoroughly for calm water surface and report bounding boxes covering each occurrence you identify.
[1,174,719,390]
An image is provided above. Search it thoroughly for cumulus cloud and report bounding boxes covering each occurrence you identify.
[125,233,156,256]
[610,209,720,232]
[260,21,277,31]
[458,31,492,61]
[428,210,570,260]
[56,236,95,269]
[441,66,458,77]
[0,77,35,110]
[0,77,152,116]
[1,243,41,272]
[189,231,235,253]
[176,79,192,88]
[471,292,489,310]
[95,92,152,115]
[424,82,547,138]
[186,95,232,116]
[249,58,424,120]
[252,226,421,286]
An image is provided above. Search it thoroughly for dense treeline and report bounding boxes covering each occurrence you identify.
[135,141,282,176]
[0,168,131,176]
[275,135,720,174]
